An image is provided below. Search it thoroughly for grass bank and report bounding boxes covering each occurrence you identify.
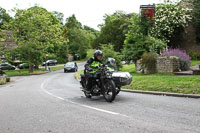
[191,60,200,66]
[120,64,200,94]
[4,66,64,77]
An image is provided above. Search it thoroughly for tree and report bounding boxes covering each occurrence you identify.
[52,11,64,26]
[7,6,63,72]
[123,14,166,62]
[101,44,122,69]
[150,3,192,44]
[94,11,132,52]
[64,15,96,59]
[192,0,200,41]
[65,14,82,29]
[0,7,12,29]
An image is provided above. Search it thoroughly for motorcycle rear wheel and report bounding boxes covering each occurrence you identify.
[103,80,116,102]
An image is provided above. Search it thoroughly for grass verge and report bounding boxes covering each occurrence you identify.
[191,60,200,66]
[120,64,200,94]
[75,70,84,80]
[4,66,64,77]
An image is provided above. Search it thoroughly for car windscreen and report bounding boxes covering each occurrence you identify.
[66,63,74,67]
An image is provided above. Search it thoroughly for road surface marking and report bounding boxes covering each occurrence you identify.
[41,77,129,118]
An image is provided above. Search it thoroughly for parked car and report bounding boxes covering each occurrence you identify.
[42,59,57,66]
[64,62,78,72]
[18,63,29,69]
[0,63,16,70]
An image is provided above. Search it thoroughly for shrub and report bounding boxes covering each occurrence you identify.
[146,36,167,54]
[6,76,10,82]
[150,3,192,43]
[160,49,191,71]
[101,44,122,69]
[189,52,200,60]
[141,52,157,74]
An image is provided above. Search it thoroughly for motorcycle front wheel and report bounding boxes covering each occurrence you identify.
[103,80,116,102]
[80,76,92,98]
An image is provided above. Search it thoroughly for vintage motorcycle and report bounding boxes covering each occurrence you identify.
[80,64,116,102]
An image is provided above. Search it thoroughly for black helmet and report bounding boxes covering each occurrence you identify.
[94,50,103,58]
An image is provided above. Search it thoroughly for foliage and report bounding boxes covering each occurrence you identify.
[141,52,157,74]
[123,14,166,62]
[0,7,12,29]
[52,11,64,26]
[146,36,167,54]
[100,44,122,69]
[160,49,191,71]
[6,76,10,82]
[189,52,200,60]
[6,6,64,72]
[94,11,132,51]
[150,3,192,43]
[65,14,82,29]
[192,0,200,41]
[64,15,96,59]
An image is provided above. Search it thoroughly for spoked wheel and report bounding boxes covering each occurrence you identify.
[80,76,92,99]
[103,80,116,102]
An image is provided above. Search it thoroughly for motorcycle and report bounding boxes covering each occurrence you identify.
[80,64,116,102]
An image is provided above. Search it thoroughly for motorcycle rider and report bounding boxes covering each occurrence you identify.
[84,50,103,92]
[106,58,117,72]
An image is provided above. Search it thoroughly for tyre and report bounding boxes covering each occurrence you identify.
[116,87,121,95]
[80,77,92,98]
[84,91,92,98]
[103,80,116,102]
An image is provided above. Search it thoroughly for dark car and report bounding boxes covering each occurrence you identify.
[64,62,78,72]
[18,63,29,69]
[0,63,16,70]
[42,59,57,66]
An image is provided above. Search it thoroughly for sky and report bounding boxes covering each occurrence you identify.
[0,0,162,30]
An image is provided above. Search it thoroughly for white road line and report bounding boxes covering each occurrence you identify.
[41,77,129,117]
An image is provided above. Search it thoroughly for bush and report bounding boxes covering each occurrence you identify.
[141,52,157,74]
[189,52,200,60]
[160,49,191,71]
[6,76,10,82]
[56,57,67,64]
[101,44,122,69]
[150,3,192,43]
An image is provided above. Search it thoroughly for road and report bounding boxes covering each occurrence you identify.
[0,62,200,133]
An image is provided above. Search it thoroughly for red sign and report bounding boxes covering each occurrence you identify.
[140,5,155,21]
[46,53,48,56]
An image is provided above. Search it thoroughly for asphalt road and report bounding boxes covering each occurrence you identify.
[0,62,200,133]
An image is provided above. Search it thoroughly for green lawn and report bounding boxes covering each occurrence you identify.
[191,60,200,66]
[4,66,64,77]
[120,64,200,94]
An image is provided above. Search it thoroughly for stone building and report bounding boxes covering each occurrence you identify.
[169,0,200,53]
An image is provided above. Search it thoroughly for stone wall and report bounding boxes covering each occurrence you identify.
[0,74,7,85]
[156,57,180,74]
[135,57,180,74]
